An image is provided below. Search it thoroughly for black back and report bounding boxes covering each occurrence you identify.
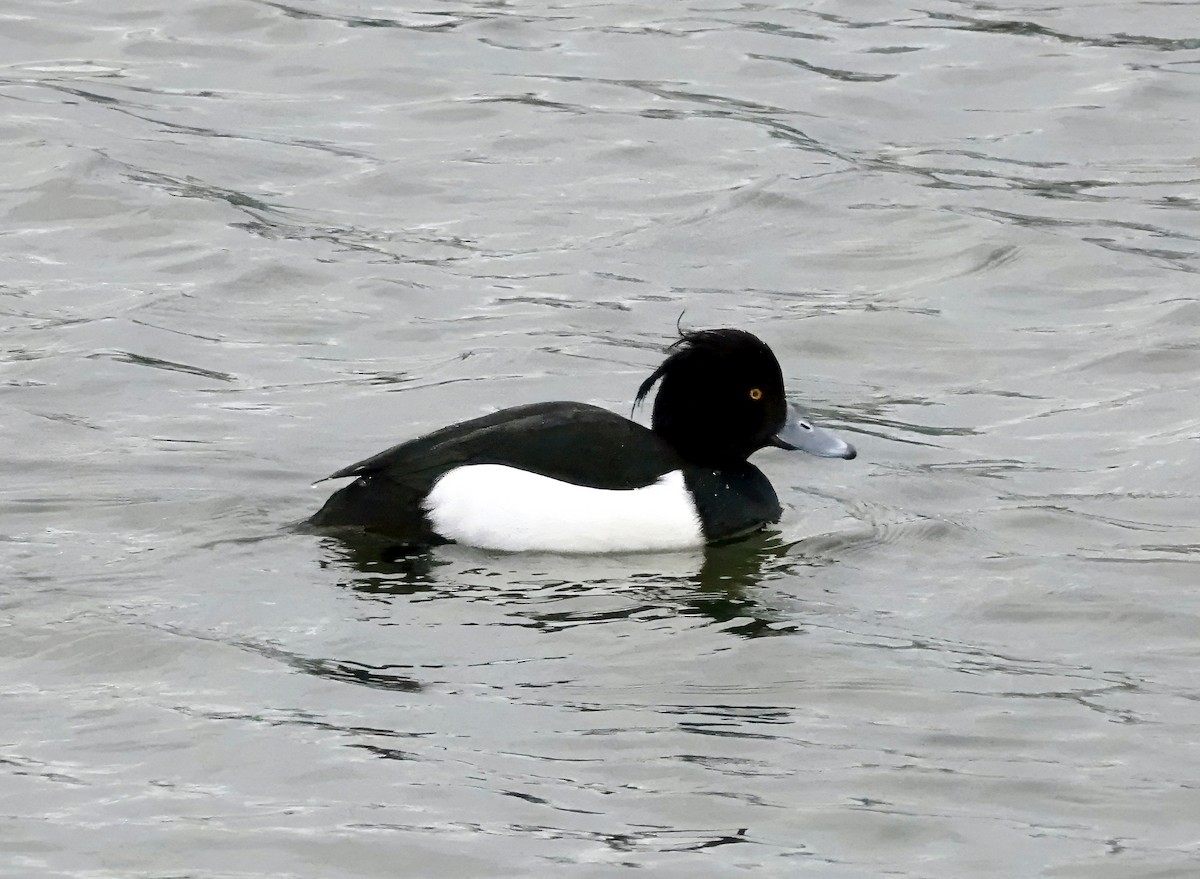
[309,402,683,539]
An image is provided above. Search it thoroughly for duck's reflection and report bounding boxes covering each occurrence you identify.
[315,528,818,634]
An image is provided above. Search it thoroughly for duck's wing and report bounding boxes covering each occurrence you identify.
[309,402,682,537]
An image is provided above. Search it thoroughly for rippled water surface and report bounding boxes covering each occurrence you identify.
[4,1,1200,875]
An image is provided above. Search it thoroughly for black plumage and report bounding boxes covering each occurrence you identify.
[310,329,854,548]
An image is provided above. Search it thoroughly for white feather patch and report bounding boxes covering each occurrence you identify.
[422,465,703,553]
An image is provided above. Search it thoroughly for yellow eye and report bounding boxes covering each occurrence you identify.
[749,388,763,401]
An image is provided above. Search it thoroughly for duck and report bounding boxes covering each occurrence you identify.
[309,328,856,553]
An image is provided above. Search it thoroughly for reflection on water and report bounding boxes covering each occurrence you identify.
[317,527,824,636]
[247,639,425,693]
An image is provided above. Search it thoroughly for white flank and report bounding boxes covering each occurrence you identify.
[422,465,703,553]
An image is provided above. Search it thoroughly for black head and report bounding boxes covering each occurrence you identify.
[635,329,790,468]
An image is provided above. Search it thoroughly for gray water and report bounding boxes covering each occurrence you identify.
[3,1,1200,876]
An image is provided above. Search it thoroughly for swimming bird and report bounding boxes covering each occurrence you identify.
[310,328,856,552]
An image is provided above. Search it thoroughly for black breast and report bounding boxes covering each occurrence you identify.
[682,464,782,543]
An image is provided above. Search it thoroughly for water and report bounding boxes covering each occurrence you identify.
[3,0,1200,875]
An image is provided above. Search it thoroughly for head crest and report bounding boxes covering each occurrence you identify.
[634,328,765,409]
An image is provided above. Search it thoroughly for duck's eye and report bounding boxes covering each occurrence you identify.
[748,388,763,401]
